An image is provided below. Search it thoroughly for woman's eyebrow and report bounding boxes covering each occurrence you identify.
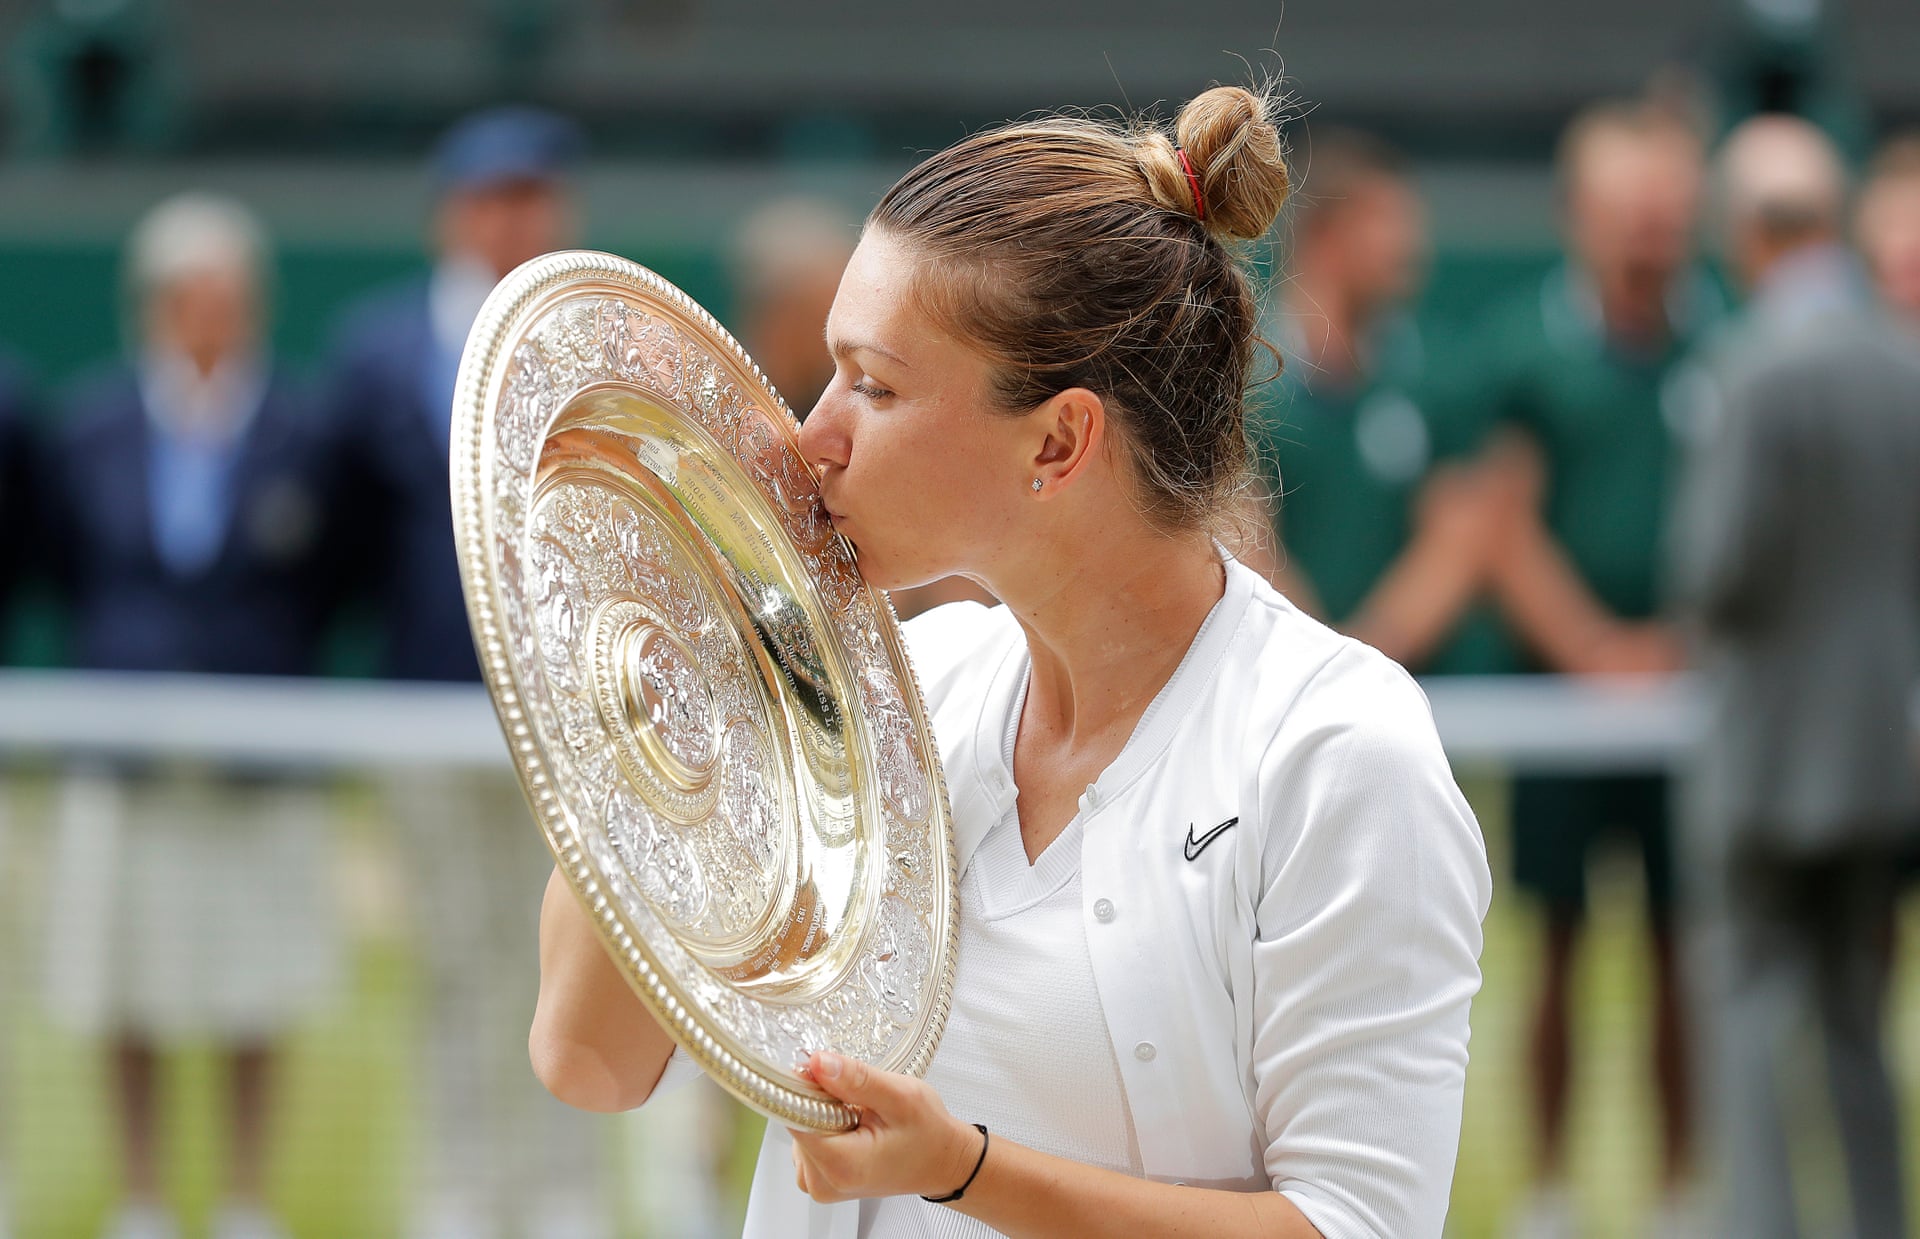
[826,335,911,369]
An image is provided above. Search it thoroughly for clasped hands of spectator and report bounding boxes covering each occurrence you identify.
[1411,437,1684,678]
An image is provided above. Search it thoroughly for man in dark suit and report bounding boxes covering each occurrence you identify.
[1673,114,1920,1239]
[323,108,611,1239]
[43,334,334,680]
[38,192,342,1239]
[0,351,36,1239]
[0,357,37,651]
[327,105,583,682]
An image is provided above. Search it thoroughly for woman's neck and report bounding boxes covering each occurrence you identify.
[992,523,1226,753]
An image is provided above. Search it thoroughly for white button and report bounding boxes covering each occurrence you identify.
[1133,1041,1157,1062]
[1092,898,1115,923]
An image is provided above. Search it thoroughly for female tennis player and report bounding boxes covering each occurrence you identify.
[532,84,1491,1239]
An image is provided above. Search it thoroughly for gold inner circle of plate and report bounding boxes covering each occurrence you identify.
[451,252,958,1134]
[534,387,874,986]
[616,622,719,788]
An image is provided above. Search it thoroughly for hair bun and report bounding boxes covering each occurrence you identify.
[1140,85,1290,241]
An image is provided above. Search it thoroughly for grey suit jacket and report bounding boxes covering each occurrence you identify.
[1671,254,1920,855]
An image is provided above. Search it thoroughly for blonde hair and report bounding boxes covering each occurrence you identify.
[1556,98,1705,198]
[868,85,1291,533]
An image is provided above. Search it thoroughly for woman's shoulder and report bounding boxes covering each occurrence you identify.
[1231,564,1433,732]
[1230,567,1464,835]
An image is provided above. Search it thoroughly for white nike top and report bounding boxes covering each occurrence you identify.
[658,557,1492,1239]
[858,681,1143,1239]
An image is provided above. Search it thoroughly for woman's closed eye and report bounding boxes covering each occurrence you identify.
[849,377,893,402]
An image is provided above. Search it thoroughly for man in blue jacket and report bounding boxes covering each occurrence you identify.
[38,192,343,1239]
[0,351,36,1239]
[323,107,611,1239]
[327,106,582,681]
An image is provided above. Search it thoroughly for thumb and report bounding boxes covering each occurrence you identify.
[804,1051,903,1112]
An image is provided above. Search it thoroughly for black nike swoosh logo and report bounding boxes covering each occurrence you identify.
[1183,817,1239,862]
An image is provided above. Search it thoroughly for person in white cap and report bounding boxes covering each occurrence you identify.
[37,191,345,1239]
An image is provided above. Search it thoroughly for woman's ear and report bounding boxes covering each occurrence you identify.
[1028,387,1106,497]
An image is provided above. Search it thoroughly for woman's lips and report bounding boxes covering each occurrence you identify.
[823,507,857,553]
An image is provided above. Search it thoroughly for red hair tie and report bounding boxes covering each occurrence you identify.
[1175,147,1207,221]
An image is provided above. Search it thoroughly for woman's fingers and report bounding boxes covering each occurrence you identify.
[804,1050,915,1113]
[787,1054,966,1202]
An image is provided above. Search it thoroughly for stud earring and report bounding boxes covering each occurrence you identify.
[1031,478,1044,492]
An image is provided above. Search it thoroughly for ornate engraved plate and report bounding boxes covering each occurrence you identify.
[450,251,958,1131]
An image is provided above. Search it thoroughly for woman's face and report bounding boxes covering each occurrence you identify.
[799,230,1036,591]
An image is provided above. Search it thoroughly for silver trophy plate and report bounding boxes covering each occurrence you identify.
[450,250,957,1131]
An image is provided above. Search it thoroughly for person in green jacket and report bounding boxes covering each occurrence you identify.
[1475,101,1722,1238]
[1249,130,1507,673]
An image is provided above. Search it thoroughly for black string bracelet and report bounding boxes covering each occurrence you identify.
[921,1123,990,1204]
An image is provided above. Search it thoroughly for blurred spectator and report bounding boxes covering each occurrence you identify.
[1250,129,1501,670]
[0,355,35,642]
[322,106,612,1239]
[1857,133,1920,331]
[33,192,343,1239]
[1471,100,1719,1239]
[327,105,583,685]
[1673,114,1920,1239]
[728,196,857,418]
[0,353,26,1239]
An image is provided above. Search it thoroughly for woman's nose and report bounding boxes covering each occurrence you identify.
[798,391,850,471]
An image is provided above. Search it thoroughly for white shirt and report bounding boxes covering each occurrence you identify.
[139,349,266,444]
[859,687,1143,1239]
[668,558,1492,1239]
[137,349,269,576]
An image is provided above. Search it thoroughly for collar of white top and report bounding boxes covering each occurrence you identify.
[967,553,1257,825]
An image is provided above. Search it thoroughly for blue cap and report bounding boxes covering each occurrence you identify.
[431,106,584,195]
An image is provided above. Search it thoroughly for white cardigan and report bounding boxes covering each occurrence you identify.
[663,559,1492,1239]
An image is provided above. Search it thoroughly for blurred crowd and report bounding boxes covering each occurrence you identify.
[0,83,1917,1239]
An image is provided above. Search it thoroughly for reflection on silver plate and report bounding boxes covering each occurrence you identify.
[449,250,957,1131]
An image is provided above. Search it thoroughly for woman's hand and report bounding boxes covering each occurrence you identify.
[788,1051,986,1203]
[789,1050,1322,1237]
